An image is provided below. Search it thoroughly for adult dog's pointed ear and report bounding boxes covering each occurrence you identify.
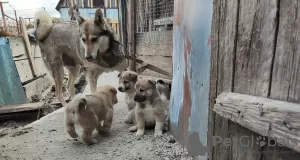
[73,10,85,25]
[148,80,156,86]
[94,8,105,28]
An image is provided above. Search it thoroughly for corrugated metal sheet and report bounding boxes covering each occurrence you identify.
[59,8,118,20]
[0,38,27,106]
[170,0,213,159]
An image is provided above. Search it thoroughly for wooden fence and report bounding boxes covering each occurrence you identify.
[210,0,300,159]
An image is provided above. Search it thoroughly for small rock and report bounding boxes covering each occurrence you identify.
[168,138,176,144]
[48,129,57,132]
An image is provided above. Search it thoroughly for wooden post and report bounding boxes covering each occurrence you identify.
[20,17,37,77]
[0,2,6,30]
[14,10,19,35]
[126,0,136,71]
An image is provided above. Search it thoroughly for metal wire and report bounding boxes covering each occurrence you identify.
[135,0,174,45]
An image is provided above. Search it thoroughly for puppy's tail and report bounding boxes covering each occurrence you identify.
[34,10,53,41]
[69,94,88,111]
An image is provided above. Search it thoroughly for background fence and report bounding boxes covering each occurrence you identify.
[134,0,174,79]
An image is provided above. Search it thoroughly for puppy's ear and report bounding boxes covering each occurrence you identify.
[73,10,85,25]
[110,88,117,94]
[168,82,172,91]
[156,79,164,85]
[148,80,156,86]
[94,8,105,28]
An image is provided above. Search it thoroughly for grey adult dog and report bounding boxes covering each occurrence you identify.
[28,8,126,106]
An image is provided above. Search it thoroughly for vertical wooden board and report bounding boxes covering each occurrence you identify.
[227,122,262,160]
[270,0,298,101]
[208,0,220,159]
[216,0,238,94]
[212,0,238,159]
[234,0,278,97]
[286,2,300,103]
[262,146,300,160]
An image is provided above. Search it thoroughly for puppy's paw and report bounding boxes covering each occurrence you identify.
[85,139,98,145]
[154,131,163,138]
[136,130,144,138]
[129,126,137,132]
[70,133,79,139]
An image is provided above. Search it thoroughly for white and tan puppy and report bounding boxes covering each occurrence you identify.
[117,70,138,124]
[65,85,118,145]
[132,79,168,138]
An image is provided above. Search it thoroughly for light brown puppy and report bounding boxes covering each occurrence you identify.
[117,70,138,124]
[132,79,168,138]
[65,85,118,145]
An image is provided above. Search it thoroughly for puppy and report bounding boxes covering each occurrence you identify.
[65,85,118,145]
[156,79,172,113]
[132,79,168,138]
[156,79,172,130]
[117,70,138,124]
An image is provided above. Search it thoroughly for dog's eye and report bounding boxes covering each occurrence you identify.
[81,38,86,42]
[124,80,128,84]
[91,37,98,42]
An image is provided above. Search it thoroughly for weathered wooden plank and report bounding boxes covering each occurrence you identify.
[23,76,52,102]
[33,58,48,76]
[212,0,239,159]
[0,102,44,115]
[137,56,172,79]
[14,60,34,83]
[20,17,37,77]
[262,146,300,160]
[135,31,173,57]
[209,0,220,158]
[270,0,300,102]
[8,37,28,60]
[216,0,238,94]
[234,0,278,97]
[214,92,300,153]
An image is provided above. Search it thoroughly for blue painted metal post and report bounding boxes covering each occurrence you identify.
[170,0,213,159]
[0,38,27,106]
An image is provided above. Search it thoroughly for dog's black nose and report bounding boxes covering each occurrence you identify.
[85,56,93,62]
[118,87,122,92]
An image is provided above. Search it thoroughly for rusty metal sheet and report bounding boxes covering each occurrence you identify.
[170,0,213,159]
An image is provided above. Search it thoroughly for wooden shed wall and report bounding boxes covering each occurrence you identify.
[210,0,300,159]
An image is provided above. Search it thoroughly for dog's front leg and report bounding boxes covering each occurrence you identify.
[135,108,145,137]
[66,123,78,138]
[97,108,113,133]
[154,120,164,138]
[87,67,102,93]
[82,128,97,145]
[124,109,135,124]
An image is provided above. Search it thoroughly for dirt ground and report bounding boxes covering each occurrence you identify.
[0,71,192,160]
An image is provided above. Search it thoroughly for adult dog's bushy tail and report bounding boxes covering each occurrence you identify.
[34,10,53,41]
